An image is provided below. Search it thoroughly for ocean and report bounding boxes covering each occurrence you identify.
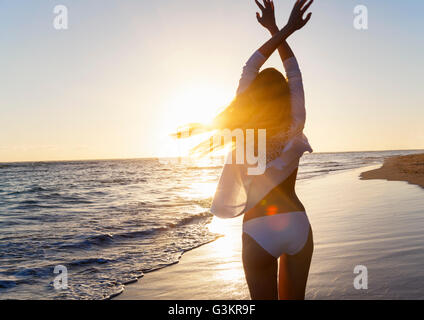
[0,150,421,299]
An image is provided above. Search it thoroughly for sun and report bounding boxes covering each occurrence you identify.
[166,83,231,128]
[157,82,232,159]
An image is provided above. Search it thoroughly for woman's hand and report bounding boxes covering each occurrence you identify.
[255,0,278,33]
[286,0,313,33]
[254,0,313,60]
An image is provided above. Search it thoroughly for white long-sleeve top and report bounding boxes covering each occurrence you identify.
[210,51,312,219]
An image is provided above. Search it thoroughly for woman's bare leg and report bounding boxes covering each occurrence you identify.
[242,232,278,300]
[278,227,314,300]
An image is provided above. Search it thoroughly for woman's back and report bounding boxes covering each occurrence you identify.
[243,168,305,223]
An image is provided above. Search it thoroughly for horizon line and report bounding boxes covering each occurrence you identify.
[1,148,424,164]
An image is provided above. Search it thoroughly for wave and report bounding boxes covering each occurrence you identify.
[14,265,52,278]
[165,211,212,228]
[8,186,48,196]
[68,258,111,267]
[186,166,223,170]
[190,198,213,209]
[37,193,92,203]
[7,187,93,207]
[58,211,213,250]
[0,277,35,289]
[9,258,113,284]
[98,178,147,185]
[303,167,346,175]
[0,280,17,289]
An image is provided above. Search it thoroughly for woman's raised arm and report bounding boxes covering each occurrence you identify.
[256,0,313,60]
[255,0,313,133]
[255,0,294,62]
[237,0,313,95]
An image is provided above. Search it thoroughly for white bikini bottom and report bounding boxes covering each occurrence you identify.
[242,211,310,258]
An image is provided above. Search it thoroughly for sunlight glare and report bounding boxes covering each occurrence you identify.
[188,182,217,199]
[166,83,230,128]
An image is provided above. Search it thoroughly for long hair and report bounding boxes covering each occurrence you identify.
[174,67,292,157]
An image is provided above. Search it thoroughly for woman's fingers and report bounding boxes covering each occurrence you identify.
[256,11,262,21]
[287,0,313,30]
[264,0,273,11]
[296,0,308,10]
[255,0,265,11]
[301,0,313,14]
[302,12,312,25]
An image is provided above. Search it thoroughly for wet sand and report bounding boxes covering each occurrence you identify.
[115,165,424,300]
[361,154,424,188]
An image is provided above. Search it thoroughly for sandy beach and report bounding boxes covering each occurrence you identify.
[361,154,424,188]
[115,164,424,300]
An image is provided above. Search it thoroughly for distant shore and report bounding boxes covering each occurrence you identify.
[361,154,424,188]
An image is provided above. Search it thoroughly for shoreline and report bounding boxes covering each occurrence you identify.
[360,153,424,188]
[114,163,424,299]
[106,237,222,300]
[114,214,249,300]
[112,167,363,300]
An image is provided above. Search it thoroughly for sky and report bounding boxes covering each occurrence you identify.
[0,0,423,162]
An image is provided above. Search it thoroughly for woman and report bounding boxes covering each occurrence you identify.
[238,0,314,300]
[177,0,314,299]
